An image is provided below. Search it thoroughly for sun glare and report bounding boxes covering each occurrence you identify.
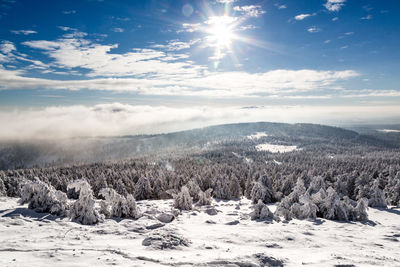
[205,16,237,60]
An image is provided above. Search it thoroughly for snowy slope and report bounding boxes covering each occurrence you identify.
[1,197,399,266]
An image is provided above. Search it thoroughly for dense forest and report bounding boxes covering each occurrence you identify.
[1,122,399,225]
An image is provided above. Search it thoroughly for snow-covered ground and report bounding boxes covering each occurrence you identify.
[1,196,400,266]
[247,132,268,140]
[256,143,299,153]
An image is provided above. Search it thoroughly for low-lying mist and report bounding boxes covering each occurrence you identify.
[1,102,400,140]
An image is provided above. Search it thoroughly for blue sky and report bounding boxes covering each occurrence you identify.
[0,0,399,138]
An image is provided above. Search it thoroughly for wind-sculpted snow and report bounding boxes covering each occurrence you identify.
[1,197,400,266]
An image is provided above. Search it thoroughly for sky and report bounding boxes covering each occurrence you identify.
[0,0,400,139]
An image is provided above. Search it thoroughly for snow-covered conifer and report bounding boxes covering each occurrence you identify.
[68,180,103,225]
[251,200,274,221]
[173,186,193,210]
[20,178,68,216]
[354,197,369,221]
[99,188,140,219]
[135,177,152,200]
[369,179,387,208]
[197,188,213,206]
[290,194,318,220]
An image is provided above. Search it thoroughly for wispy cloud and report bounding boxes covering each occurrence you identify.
[150,39,199,51]
[233,5,266,18]
[11,30,37,35]
[63,10,76,14]
[294,13,315,21]
[178,23,202,33]
[307,26,321,33]
[112,27,124,33]
[324,0,346,12]
[22,36,202,78]
[274,3,287,9]
[361,14,372,20]
[216,0,237,3]
[0,40,16,54]
[0,64,360,98]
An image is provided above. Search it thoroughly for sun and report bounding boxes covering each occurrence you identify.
[205,16,237,60]
[207,18,234,47]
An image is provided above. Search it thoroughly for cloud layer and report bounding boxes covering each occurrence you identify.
[1,103,399,140]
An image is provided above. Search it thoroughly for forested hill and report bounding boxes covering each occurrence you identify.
[0,122,398,170]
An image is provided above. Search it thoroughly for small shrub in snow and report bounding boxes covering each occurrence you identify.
[173,186,193,210]
[197,188,213,206]
[251,200,275,221]
[99,188,140,219]
[20,178,68,216]
[68,180,103,225]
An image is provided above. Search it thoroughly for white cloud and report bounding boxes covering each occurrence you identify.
[294,13,314,20]
[178,23,202,33]
[63,10,76,14]
[216,0,236,3]
[361,14,372,20]
[332,17,339,21]
[233,5,266,18]
[112,27,124,33]
[58,26,77,31]
[11,30,37,35]
[0,65,359,97]
[274,3,287,9]
[0,41,16,54]
[341,89,400,98]
[307,26,321,33]
[22,38,203,78]
[324,0,346,12]
[150,39,199,51]
[1,103,399,140]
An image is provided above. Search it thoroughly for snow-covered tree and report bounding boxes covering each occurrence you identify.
[173,186,193,210]
[319,187,348,221]
[186,179,202,201]
[230,175,242,199]
[369,179,387,208]
[250,175,274,204]
[68,180,103,225]
[354,197,369,221]
[197,188,213,206]
[290,194,318,220]
[385,172,400,206]
[20,178,68,216]
[99,188,140,219]
[135,177,152,200]
[213,177,231,199]
[0,178,6,196]
[251,200,275,221]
